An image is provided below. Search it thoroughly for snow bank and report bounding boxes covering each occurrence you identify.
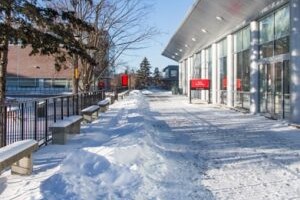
[1,90,300,200]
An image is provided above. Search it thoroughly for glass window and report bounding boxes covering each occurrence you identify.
[235,26,250,52]
[243,27,250,50]
[53,79,67,88]
[259,5,290,58]
[236,50,250,92]
[275,36,289,55]
[242,50,250,91]
[170,70,177,77]
[19,78,37,87]
[193,53,201,78]
[259,14,274,44]
[220,57,227,90]
[218,39,227,91]
[260,41,274,58]
[206,47,212,79]
[6,77,19,87]
[236,31,243,52]
[219,39,227,58]
[44,79,52,88]
[275,6,289,39]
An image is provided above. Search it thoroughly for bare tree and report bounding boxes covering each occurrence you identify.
[49,0,157,91]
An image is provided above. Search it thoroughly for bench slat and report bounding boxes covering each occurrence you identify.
[98,99,109,106]
[49,116,83,128]
[81,105,99,113]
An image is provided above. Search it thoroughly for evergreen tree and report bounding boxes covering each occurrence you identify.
[136,57,151,89]
[153,67,162,87]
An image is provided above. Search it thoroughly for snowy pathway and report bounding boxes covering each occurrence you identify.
[1,90,300,199]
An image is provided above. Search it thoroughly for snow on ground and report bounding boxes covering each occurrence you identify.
[1,90,300,199]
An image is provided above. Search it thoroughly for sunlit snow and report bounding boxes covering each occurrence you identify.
[1,90,300,199]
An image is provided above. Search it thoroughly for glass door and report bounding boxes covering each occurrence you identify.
[259,60,290,119]
[274,62,283,117]
[283,60,290,119]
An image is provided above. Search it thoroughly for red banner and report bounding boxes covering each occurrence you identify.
[121,74,129,87]
[98,81,105,89]
[222,78,227,90]
[190,79,210,90]
[237,79,242,91]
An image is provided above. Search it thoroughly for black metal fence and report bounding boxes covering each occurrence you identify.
[0,90,105,147]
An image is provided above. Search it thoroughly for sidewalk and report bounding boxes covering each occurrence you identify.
[1,90,300,200]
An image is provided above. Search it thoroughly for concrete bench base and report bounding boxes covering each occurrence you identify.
[0,140,38,175]
[105,94,115,104]
[11,154,33,175]
[49,116,83,145]
[118,90,129,100]
[81,105,100,123]
[98,99,110,112]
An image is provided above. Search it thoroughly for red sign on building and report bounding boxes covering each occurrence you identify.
[190,79,210,90]
[121,74,129,87]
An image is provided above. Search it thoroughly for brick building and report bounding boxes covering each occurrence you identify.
[6,45,73,95]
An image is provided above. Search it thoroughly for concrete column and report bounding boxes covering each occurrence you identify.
[183,59,187,95]
[187,56,192,98]
[178,62,183,91]
[212,43,218,104]
[201,50,206,101]
[217,43,221,104]
[182,61,185,95]
[233,38,238,107]
[290,0,300,124]
[250,21,260,114]
[227,34,234,107]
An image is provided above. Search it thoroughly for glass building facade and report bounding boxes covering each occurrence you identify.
[167,0,300,124]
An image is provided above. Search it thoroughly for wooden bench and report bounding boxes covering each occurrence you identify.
[97,99,110,112]
[81,105,100,123]
[0,139,38,175]
[49,116,83,145]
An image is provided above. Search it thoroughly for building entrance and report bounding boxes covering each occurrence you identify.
[259,60,290,119]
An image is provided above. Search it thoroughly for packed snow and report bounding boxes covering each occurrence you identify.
[1,90,300,199]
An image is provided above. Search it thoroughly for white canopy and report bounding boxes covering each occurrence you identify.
[162,0,285,61]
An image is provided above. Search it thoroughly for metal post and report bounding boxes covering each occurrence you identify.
[60,97,64,120]
[53,98,57,122]
[34,101,37,140]
[189,81,192,104]
[21,103,24,140]
[45,99,48,145]
[76,94,79,115]
[72,95,75,115]
[67,96,70,117]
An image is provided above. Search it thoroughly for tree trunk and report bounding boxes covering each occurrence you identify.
[0,40,9,147]
[72,54,79,94]
[0,7,11,147]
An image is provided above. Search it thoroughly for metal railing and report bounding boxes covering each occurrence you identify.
[1,90,105,147]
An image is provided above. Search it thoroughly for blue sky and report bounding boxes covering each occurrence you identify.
[120,0,195,73]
